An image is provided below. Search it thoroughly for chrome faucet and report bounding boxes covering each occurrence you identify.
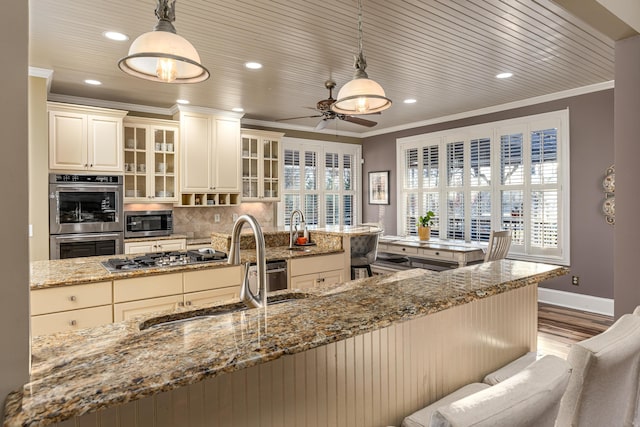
[289,209,305,248]
[228,214,267,309]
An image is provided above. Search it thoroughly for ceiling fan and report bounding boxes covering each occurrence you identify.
[276,80,378,130]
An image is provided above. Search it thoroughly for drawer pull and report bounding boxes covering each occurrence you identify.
[69,320,77,326]
[402,248,406,251]
[435,252,440,256]
[178,302,184,307]
[69,295,77,302]
[185,301,192,306]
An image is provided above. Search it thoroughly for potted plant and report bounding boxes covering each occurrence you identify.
[417,211,435,240]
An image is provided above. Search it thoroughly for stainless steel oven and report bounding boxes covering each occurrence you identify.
[49,174,124,259]
[124,210,173,238]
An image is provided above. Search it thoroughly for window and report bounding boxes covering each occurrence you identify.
[397,110,570,265]
[279,138,361,227]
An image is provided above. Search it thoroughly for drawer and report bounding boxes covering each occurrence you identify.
[31,305,112,336]
[113,295,183,321]
[388,245,419,255]
[184,287,239,308]
[290,253,345,277]
[419,248,456,261]
[183,265,242,293]
[113,273,182,303]
[31,281,112,316]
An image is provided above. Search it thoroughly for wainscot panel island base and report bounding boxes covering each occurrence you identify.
[4,260,567,427]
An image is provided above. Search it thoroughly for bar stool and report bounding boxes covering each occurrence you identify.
[350,232,380,279]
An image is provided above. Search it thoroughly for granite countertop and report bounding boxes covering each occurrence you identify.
[6,260,568,426]
[30,246,343,291]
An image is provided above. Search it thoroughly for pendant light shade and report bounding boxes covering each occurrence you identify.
[118,0,209,83]
[331,0,391,115]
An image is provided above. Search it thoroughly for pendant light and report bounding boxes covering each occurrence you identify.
[118,0,209,83]
[331,0,391,115]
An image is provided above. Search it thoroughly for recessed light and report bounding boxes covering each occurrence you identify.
[84,79,102,86]
[403,99,417,104]
[245,62,262,70]
[176,99,190,105]
[496,72,513,79]
[103,31,129,41]
[232,107,244,113]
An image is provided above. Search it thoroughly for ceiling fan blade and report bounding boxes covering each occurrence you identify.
[276,114,323,122]
[342,115,378,127]
[315,119,330,130]
[349,112,382,116]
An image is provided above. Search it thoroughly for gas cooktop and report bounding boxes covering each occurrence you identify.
[102,249,227,272]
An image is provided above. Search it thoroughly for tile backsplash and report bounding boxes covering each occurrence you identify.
[172,202,276,239]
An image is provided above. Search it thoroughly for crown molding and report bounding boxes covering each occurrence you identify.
[359,80,615,138]
[28,67,54,92]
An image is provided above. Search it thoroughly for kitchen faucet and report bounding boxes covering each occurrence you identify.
[289,209,305,248]
[228,214,267,309]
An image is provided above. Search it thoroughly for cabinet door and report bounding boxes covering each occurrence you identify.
[262,137,280,200]
[156,238,186,252]
[88,115,123,172]
[213,117,241,191]
[319,269,344,287]
[31,281,112,315]
[124,241,157,254]
[289,273,318,290]
[124,124,150,200]
[151,126,178,202]
[181,113,211,192]
[31,305,113,336]
[184,287,239,308]
[114,295,183,321]
[49,111,88,170]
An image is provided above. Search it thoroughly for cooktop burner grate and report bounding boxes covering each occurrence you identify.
[101,249,227,272]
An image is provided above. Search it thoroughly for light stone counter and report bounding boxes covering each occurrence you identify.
[5,260,568,426]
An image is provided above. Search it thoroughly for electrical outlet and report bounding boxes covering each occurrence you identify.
[214,214,221,223]
[232,213,239,222]
[572,276,579,286]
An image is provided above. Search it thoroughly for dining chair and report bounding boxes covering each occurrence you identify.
[401,355,571,427]
[484,230,512,262]
[350,231,381,279]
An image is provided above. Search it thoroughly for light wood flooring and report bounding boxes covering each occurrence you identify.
[537,303,613,359]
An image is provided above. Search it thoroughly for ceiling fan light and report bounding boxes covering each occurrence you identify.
[118,0,209,83]
[332,77,391,114]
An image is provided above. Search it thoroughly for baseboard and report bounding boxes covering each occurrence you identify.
[538,287,614,316]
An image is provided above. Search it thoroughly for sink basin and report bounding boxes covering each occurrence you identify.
[139,292,311,330]
[288,246,311,252]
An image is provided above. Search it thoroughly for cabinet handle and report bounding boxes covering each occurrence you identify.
[178,302,184,307]
[435,251,440,255]
[402,248,406,251]
[69,295,77,302]
[185,301,192,306]
[69,320,77,326]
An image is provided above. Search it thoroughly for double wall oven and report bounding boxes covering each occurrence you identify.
[49,174,124,259]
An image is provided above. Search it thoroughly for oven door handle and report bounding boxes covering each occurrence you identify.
[266,268,287,274]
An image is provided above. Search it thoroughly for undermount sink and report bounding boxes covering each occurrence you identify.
[139,292,311,330]
[288,246,312,252]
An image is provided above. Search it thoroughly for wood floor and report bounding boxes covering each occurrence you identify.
[537,303,613,359]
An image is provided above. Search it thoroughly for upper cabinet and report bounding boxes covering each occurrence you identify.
[175,107,243,206]
[241,129,283,201]
[48,102,127,172]
[123,117,179,203]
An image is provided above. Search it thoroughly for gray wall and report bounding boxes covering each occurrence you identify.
[614,35,640,318]
[362,90,615,299]
[0,1,30,421]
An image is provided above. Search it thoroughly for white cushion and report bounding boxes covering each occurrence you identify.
[482,351,538,385]
[430,355,571,427]
[557,314,640,427]
[401,383,490,427]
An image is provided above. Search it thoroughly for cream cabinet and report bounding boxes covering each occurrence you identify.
[123,117,179,203]
[241,129,283,201]
[30,281,113,336]
[183,266,242,307]
[124,238,186,254]
[176,108,243,206]
[48,102,127,172]
[289,253,345,290]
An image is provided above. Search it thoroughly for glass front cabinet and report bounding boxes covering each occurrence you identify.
[241,129,283,201]
[124,117,179,203]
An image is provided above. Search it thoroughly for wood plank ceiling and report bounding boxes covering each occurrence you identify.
[29,0,615,134]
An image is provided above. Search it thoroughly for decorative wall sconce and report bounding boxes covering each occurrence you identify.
[602,165,615,226]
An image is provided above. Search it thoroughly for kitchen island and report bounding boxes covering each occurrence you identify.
[5,260,567,427]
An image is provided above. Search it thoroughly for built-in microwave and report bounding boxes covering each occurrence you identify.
[124,210,173,238]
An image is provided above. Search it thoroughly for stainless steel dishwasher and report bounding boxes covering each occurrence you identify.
[248,260,287,292]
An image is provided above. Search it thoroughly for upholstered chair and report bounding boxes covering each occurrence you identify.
[350,232,380,279]
[401,355,571,427]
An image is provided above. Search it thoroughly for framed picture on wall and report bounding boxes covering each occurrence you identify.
[369,171,390,205]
